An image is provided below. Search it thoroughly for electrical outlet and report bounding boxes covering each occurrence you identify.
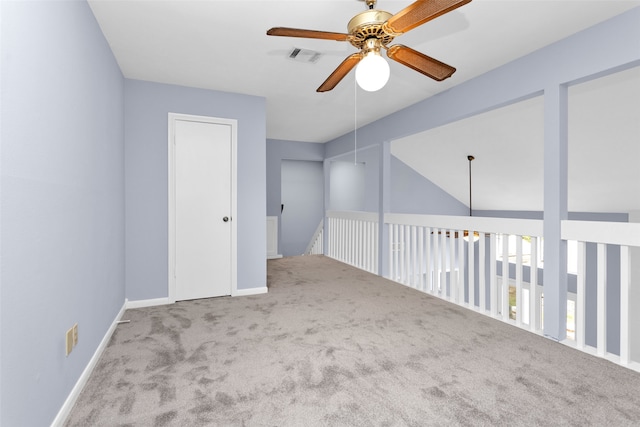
[72,323,78,347]
[65,327,74,356]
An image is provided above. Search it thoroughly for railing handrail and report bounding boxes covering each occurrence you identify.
[327,210,379,222]
[385,213,543,237]
[561,220,640,247]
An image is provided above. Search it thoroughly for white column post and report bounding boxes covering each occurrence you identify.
[543,84,569,341]
[378,141,391,278]
[629,211,640,363]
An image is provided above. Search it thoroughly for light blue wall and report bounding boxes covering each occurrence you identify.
[0,1,125,425]
[125,80,266,297]
[391,155,468,215]
[329,162,366,211]
[281,160,324,256]
[266,139,324,216]
[328,146,380,213]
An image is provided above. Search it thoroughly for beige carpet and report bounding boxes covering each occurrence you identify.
[65,255,640,426]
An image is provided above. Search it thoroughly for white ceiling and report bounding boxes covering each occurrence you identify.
[88,0,639,143]
[87,0,640,213]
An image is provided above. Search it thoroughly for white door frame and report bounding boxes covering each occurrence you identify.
[168,112,238,302]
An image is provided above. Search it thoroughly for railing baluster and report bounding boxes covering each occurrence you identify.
[355,220,360,268]
[371,220,376,273]
[530,237,539,332]
[515,235,523,327]
[363,221,368,271]
[360,220,365,269]
[337,218,341,260]
[393,224,399,281]
[347,219,352,265]
[620,245,630,365]
[479,231,486,312]
[458,230,465,304]
[406,225,412,287]
[489,233,497,317]
[327,218,332,258]
[431,228,442,294]
[398,225,405,283]
[364,221,368,270]
[353,219,358,266]
[372,221,376,274]
[335,218,339,258]
[362,221,367,270]
[331,218,340,259]
[342,219,348,264]
[576,241,586,349]
[411,226,418,288]
[351,219,356,266]
[502,234,510,321]
[597,243,607,357]
[360,221,365,269]
[367,221,373,273]
[418,226,425,291]
[348,219,353,265]
[468,231,475,309]
[425,227,432,293]
[389,224,395,280]
[450,229,457,302]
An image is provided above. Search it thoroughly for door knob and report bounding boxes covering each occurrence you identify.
[223,216,229,222]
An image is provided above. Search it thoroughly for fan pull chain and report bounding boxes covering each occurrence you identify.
[354,76,357,165]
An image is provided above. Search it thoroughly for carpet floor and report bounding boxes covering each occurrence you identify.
[65,255,640,426]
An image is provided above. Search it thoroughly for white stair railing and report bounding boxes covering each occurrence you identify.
[385,213,544,334]
[327,211,378,274]
[305,219,324,255]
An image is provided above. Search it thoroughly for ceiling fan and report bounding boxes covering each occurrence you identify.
[267,0,471,92]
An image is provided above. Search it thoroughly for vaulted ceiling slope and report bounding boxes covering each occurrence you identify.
[88,0,639,143]
[391,66,640,213]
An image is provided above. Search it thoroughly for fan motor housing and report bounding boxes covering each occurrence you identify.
[347,10,394,49]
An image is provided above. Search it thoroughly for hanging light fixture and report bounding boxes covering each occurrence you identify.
[355,39,390,92]
[464,155,480,242]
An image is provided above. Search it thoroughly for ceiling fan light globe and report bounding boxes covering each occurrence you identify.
[355,52,390,92]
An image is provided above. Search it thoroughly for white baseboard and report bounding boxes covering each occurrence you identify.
[125,297,171,309]
[267,254,283,259]
[233,286,268,297]
[51,301,127,427]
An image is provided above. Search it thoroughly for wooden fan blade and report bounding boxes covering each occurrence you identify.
[387,44,456,81]
[267,27,350,41]
[317,53,362,92]
[383,0,472,35]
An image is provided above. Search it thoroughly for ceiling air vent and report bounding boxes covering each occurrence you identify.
[288,47,322,64]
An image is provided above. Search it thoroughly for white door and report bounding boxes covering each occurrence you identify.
[170,115,235,301]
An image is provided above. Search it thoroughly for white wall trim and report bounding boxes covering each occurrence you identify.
[51,301,127,427]
[125,297,171,310]
[232,287,268,297]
